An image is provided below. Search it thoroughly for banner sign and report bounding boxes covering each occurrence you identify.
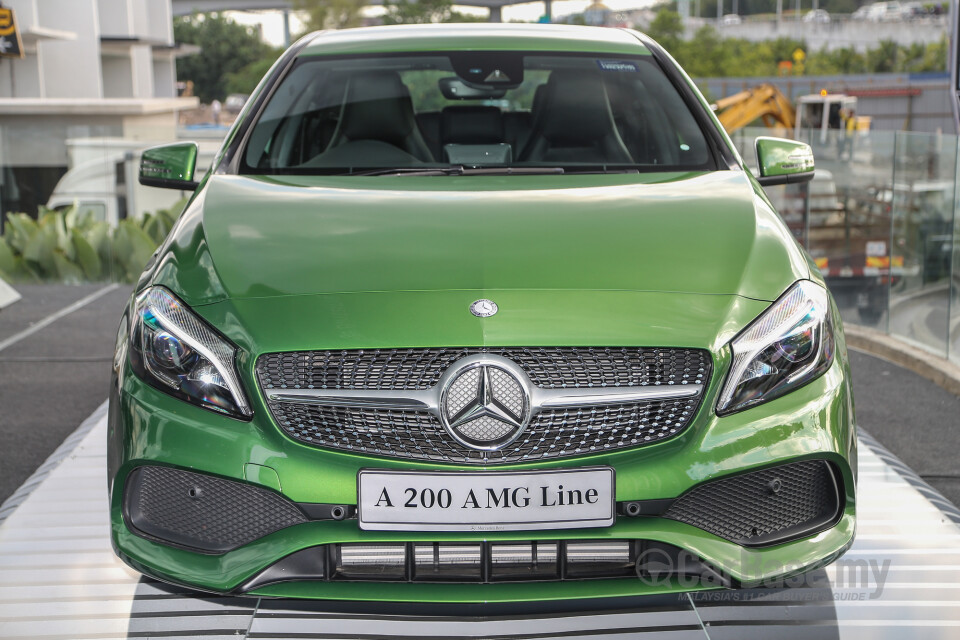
[0,5,24,59]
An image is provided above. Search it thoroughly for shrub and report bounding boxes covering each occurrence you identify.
[0,201,185,284]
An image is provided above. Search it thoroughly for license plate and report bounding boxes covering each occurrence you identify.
[357,467,615,532]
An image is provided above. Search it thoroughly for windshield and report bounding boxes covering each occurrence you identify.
[241,51,716,175]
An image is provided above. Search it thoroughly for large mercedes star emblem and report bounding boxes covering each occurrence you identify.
[439,358,530,451]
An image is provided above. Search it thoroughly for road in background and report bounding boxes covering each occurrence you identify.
[0,285,958,511]
[849,349,960,507]
[0,284,132,501]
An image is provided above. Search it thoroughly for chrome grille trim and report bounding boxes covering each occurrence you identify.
[266,384,702,412]
[257,347,711,464]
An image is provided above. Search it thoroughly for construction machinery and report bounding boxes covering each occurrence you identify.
[712,84,870,142]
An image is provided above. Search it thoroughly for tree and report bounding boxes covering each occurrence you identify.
[381,0,488,24]
[174,13,271,103]
[383,0,452,23]
[224,53,282,97]
[294,0,365,31]
[866,40,899,73]
[645,9,684,51]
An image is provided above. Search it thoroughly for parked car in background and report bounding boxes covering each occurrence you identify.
[803,9,831,22]
[866,1,903,21]
[721,13,742,24]
[900,2,925,18]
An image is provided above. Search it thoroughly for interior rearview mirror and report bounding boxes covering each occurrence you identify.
[439,77,507,100]
[754,137,815,187]
[139,142,200,191]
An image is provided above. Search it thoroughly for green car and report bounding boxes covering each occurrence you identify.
[108,24,855,602]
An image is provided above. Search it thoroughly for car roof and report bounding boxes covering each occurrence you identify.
[298,23,651,57]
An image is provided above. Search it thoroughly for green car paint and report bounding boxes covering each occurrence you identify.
[138,142,198,189]
[754,137,816,185]
[109,23,856,602]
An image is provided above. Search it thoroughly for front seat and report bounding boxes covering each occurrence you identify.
[321,71,435,165]
[518,70,633,165]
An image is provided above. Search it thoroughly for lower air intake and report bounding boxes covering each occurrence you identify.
[663,459,843,546]
[124,466,307,553]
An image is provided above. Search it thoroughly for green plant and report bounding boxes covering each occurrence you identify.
[0,201,185,284]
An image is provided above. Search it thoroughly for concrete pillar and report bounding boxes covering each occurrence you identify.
[544,0,552,21]
[282,9,291,47]
[489,5,502,22]
[717,0,722,20]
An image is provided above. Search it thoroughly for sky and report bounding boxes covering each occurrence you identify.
[226,0,657,47]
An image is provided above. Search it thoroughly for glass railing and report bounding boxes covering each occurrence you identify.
[2,124,959,364]
[734,126,959,364]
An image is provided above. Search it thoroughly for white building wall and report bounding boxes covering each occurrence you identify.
[98,0,133,38]
[130,45,154,98]
[146,1,173,43]
[36,0,103,99]
[131,0,150,40]
[152,57,176,98]
[101,54,134,98]
[0,54,43,98]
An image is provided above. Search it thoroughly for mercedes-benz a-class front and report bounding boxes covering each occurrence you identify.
[109,24,856,602]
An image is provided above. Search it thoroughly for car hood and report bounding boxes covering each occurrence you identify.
[153,171,808,306]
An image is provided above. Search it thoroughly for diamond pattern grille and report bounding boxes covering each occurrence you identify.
[446,368,479,416]
[257,347,709,390]
[457,416,514,442]
[257,347,711,464]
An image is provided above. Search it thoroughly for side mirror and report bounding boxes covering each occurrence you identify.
[755,137,815,187]
[139,142,199,190]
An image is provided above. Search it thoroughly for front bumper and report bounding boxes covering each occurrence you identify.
[109,338,856,602]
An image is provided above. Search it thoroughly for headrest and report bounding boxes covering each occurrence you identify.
[441,106,504,145]
[341,72,416,144]
[538,70,616,145]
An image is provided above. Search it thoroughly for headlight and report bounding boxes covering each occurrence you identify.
[129,287,252,419]
[717,280,835,415]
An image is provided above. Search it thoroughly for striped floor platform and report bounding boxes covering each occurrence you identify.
[1,402,959,640]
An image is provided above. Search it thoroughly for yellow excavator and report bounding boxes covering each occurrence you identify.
[712,84,797,134]
[711,84,870,141]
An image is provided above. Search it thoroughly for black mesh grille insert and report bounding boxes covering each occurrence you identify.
[125,466,307,553]
[257,347,710,391]
[257,347,711,464]
[271,398,699,464]
[663,460,841,546]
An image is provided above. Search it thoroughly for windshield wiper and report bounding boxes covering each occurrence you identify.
[347,167,467,177]
[342,166,566,177]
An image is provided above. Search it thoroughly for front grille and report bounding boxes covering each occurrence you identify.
[664,460,842,546]
[257,347,708,390]
[124,466,307,553]
[258,347,710,464]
